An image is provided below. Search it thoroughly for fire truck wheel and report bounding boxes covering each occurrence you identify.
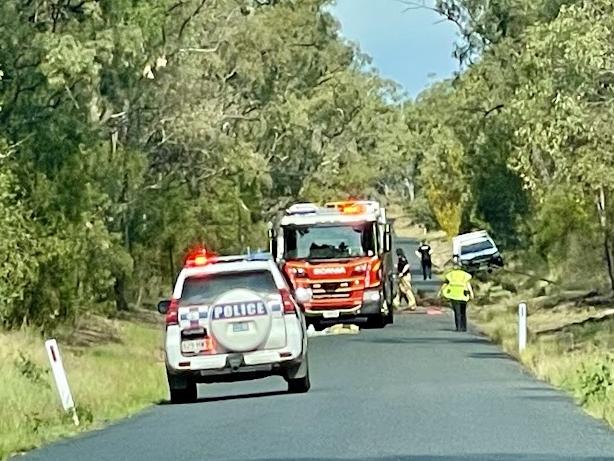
[385,303,394,325]
[306,318,325,331]
[367,314,387,329]
[384,276,395,307]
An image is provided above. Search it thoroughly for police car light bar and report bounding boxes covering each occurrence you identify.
[184,247,218,267]
[286,203,319,215]
[246,252,272,261]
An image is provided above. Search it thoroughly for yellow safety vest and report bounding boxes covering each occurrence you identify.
[442,269,472,301]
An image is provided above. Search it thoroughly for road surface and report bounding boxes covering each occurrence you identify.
[395,236,442,295]
[22,316,614,460]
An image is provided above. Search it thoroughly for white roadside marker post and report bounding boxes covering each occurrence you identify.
[44,339,80,426]
[518,302,527,353]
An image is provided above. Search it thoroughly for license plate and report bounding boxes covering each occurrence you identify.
[181,339,208,354]
[323,310,340,319]
[232,322,249,332]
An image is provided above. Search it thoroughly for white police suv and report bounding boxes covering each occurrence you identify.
[157,249,311,403]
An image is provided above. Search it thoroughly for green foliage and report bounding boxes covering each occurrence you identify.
[3,0,613,328]
[532,188,597,260]
[15,353,49,388]
[0,166,39,327]
[577,355,614,407]
[405,0,614,289]
[0,0,412,328]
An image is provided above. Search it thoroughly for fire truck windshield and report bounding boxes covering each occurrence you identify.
[283,223,376,260]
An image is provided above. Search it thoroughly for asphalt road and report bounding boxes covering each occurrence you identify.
[395,236,442,295]
[20,237,614,461]
[23,316,614,460]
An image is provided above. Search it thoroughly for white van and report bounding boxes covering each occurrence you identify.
[452,230,504,273]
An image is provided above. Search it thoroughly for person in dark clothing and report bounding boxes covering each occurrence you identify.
[396,248,410,278]
[415,240,433,280]
[396,248,415,308]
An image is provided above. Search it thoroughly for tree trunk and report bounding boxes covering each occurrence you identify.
[114,276,129,311]
[135,284,144,310]
[596,187,614,292]
[167,241,175,290]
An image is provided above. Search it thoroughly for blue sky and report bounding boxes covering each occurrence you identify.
[331,0,459,98]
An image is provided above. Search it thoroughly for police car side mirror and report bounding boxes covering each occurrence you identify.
[294,287,312,304]
[157,299,171,315]
[268,226,278,260]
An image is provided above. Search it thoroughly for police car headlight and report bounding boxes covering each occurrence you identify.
[362,289,380,303]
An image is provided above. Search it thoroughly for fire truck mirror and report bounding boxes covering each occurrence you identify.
[384,224,392,253]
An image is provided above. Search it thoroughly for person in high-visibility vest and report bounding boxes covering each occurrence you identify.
[439,258,474,331]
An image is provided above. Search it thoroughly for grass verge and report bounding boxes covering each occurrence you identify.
[0,313,166,460]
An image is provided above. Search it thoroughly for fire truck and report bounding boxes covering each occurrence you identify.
[268,200,395,328]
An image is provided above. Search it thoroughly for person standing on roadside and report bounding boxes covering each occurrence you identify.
[439,258,473,332]
[415,240,433,280]
[396,248,416,310]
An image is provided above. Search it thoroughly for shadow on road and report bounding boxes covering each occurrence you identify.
[353,336,493,346]
[467,351,510,359]
[519,394,573,403]
[240,454,614,461]
[157,390,287,406]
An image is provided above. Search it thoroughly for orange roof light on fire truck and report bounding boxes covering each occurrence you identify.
[326,201,367,215]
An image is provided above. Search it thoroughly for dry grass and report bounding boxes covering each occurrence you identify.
[0,313,166,460]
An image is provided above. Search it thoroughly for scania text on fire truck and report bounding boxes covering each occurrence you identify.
[268,201,395,328]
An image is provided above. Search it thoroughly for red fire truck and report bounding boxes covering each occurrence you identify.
[268,200,395,328]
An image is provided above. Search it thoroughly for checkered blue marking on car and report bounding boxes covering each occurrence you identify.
[179,310,208,321]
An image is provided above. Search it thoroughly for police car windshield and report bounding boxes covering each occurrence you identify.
[180,271,277,306]
[461,240,494,255]
[283,223,376,260]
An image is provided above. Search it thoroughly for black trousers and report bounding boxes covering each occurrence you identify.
[451,300,467,332]
[421,260,432,280]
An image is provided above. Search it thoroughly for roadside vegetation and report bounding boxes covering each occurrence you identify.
[0,0,410,332]
[0,314,165,460]
[3,0,614,454]
[395,0,614,429]
[0,1,409,456]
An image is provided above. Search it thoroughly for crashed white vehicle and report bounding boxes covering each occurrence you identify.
[157,249,310,403]
[452,230,504,273]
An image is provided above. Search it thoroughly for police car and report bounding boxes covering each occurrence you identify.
[157,248,311,403]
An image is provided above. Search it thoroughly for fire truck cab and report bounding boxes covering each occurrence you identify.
[268,200,395,328]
